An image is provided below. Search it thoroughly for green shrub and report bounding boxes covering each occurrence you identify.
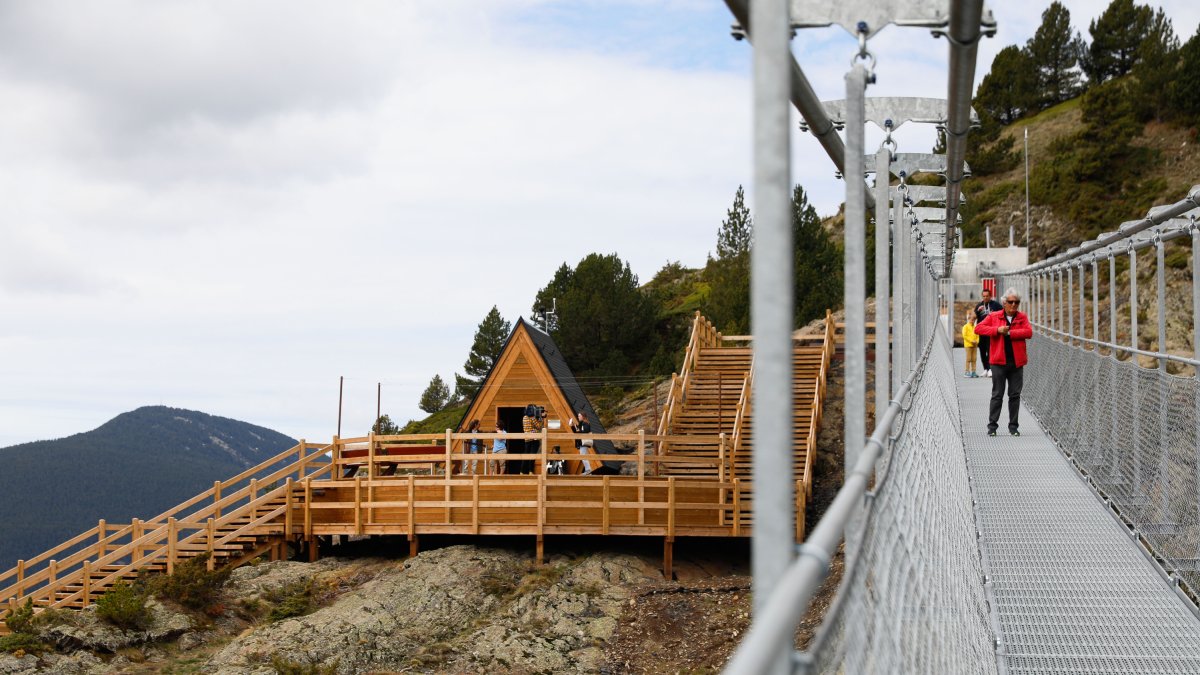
[1165,248,1190,269]
[0,631,47,654]
[4,598,34,634]
[96,580,152,630]
[265,581,315,622]
[143,554,231,611]
[269,654,338,674]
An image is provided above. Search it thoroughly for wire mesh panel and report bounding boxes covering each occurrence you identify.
[1025,337,1200,596]
[804,332,997,674]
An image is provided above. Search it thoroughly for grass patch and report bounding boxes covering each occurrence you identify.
[264,580,316,622]
[269,654,339,675]
[0,631,49,654]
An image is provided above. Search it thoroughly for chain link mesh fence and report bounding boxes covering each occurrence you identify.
[1025,336,1200,596]
[802,331,997,674]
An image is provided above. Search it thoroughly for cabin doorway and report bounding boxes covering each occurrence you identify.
[497,407,526,454]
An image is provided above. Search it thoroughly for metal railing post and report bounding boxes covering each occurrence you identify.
[749,0,793,671]
[844,63,868,475]
[1156,236,1167,372]
[875,148,891,418]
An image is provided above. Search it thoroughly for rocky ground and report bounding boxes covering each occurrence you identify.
[2,317,850,674]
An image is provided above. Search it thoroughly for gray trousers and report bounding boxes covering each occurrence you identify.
[988,363,1024,433]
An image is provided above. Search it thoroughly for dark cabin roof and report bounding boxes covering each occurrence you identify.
[460,317,617,457]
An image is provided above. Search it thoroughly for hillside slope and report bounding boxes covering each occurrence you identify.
[0,406,296,571]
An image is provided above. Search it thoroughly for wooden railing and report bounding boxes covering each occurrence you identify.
[657,312,724,455]
[0,440,334,622]
[728,368,753,483]
[800,310,836,498]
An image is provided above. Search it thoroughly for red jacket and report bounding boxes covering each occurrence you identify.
[973,310,1032,367]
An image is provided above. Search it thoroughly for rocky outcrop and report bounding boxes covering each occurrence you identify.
[207,546,660,674]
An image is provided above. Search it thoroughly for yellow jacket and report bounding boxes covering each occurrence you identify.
[962,322,979,348]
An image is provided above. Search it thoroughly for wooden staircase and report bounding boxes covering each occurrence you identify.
[0,443,333,630]
[656,312,836,535]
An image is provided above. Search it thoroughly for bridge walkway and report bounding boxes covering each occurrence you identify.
[956,349,1200,674]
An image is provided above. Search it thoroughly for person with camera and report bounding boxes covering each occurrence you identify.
[973,288,1032,437]
[520,403,545,475]
[568,411,597,475]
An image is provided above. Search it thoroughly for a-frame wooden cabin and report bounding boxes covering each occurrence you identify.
[455,318,616,473]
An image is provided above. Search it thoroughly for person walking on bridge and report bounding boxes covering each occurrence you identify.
[973,288,1032,437]
[973,288,1003,377]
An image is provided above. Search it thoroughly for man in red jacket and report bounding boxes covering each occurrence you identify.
[973,287,1033,436]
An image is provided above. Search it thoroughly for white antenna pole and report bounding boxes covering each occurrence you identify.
[1025,127,1030,247]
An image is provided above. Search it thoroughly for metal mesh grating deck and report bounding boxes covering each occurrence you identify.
[956,349,1200,674]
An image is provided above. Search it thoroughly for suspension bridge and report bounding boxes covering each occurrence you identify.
[725,0,1200,673]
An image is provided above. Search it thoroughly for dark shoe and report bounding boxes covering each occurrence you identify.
[1010,430,1020,437]
[987,430,997,437]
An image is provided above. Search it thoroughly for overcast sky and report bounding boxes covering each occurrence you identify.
[2,0,1197,448]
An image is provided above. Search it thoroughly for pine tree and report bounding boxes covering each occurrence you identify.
[418,375,450,413]
[1131,8,1179,122]
[1173,27,1200,124]
[792,185,842,327]
[706,185,754,333]
[532,253,657,379]
[1081,0,1152,84]
[1026,2,1082,107]
[372,415,401,435]
[973,45,1039,124]
[454,306,512,400]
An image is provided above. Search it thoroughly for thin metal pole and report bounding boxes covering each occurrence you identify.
[1110,255,1118,351]
[1092,260,1099,347]
[1024,127,1031,247]
[844,63,868,485]
[892,194,906,395]
[1078,262,1086,341]
[1067,266,1074,344]
[1156,237,1167,372]
[748,0,793,671]
[943,0,986,272]
[337,375,344,438]
[1194,225,1200,365]
[874,148,891,429]
[1130,249,1139,353]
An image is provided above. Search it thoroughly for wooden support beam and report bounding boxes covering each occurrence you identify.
[602,476,610,535]
[732,480,741,537]
[307,536,320,562]
[97,519,106,558]
[214,480,222,519]
[407,475,416,541]
[15,560,25,599]
[472,475,480,535]
[536,536,544,567]
[285,478,294,536]
[368,433,376,525]
[638,431,646,525]
[444,430,452,523]
[409,535,419,558]
[663,539,674,580]
[132,520,143,563]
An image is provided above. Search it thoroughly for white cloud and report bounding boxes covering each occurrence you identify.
[2,0,1195,447]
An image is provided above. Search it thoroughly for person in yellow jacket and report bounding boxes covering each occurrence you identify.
[962,315,980,378]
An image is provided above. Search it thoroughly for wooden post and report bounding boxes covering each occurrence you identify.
[407,475,416,549]
[15,560,25,600]
[663,539,674,580]
[304,477,313,539]
[49,560,58,586]
[354,475,363,535]
[796,479,806,541]
[332,435,341,478]
[444,430,453,523]
[249,478,259,521]
[537,473,546,563]
[602,476,611,535]
[718,433,726,483]
[285,478,294,537]
[307,535,320,562]
[133,519,143,564]
[97,519,107,558]
[367,432,376,525]
[718,434,727,526]
[206,519,216,570]
[82,561,91,607]
[732,480,741,536]
[638,430,646,525]
[540,426,549,476]
[214,481,222,518]
[167,518,177,575]
[472,475,480,535]
[667,477,676,542]
[297,439,306,481]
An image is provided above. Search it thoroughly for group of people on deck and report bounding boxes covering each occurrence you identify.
[460,406,603,476]
[962,286,1032,437]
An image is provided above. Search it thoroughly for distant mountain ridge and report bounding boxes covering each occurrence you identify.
[0,406,297,572]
